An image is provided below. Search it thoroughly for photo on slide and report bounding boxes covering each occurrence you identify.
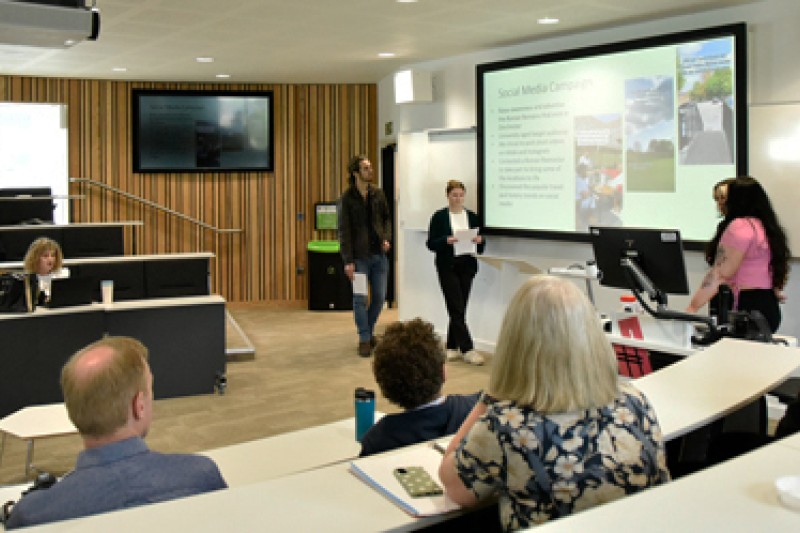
[677,38,735,165]
[624,76,676,193]
[574,114,624,231]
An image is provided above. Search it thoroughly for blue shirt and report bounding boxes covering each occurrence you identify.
[6,437,227,529]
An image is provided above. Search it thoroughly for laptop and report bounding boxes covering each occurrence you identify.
[47,276,96,309]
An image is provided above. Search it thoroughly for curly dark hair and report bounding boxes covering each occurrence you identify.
[372,318,445,410]
[705,176,791,288]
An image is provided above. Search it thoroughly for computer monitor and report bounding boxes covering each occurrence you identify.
[70,261,146,301]
[589,226,690,306]
[144,258,210,298]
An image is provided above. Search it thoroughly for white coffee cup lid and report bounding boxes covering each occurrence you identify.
[775,475,800,511]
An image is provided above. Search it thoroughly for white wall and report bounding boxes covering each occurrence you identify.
[381,0,800,348]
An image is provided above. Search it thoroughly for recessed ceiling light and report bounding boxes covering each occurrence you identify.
[538,17,559,25]
[397,0,418,3]
[215,74,231,79]
[112,67,127,72]
[378,52,396,58]
[196,57,214,63]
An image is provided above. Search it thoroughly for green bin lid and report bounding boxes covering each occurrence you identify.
[307,240,340,253]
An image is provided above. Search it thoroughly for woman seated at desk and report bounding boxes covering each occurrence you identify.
[439,276,670,531]
[23,237,69,304]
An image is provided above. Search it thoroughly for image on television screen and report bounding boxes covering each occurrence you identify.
[133,89,274,173]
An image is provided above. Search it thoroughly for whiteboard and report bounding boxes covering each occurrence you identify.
[397,129,477,230]
[749,104,800,254]
[0,103,69,223]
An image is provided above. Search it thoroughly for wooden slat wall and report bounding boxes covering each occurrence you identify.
[0,76,377,302]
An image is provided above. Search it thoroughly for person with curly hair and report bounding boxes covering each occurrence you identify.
[358,318,479,457]
[23,236,69,303]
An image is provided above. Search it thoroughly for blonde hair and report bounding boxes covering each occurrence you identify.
[446,180,465,194]
[61,337,150,438]
[22,237,64,273]
[489,275,618,412]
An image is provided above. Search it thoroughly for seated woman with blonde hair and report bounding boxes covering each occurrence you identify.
[23,237,69,303]
[439,275,670,531]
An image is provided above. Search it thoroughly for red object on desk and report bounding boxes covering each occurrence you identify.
[618,315,644,339]
[613,343,653,378]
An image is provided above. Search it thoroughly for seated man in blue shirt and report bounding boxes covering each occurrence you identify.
[5,336,227,529]
[359,318,480,457]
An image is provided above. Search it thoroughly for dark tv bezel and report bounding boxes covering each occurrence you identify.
[476,22,748,252]
[131,88,275,174]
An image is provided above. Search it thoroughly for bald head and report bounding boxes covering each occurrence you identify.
[61,337,151,439]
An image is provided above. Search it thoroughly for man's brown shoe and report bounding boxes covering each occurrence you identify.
[358,341,372,357]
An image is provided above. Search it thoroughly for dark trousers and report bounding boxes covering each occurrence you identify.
[436,258,476,352]
[738,288,781,333]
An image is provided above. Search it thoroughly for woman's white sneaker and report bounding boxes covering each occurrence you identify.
[463,350,485,365]
[446,349,462,361]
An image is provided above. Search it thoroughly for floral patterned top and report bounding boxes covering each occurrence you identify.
[454,382,670,531]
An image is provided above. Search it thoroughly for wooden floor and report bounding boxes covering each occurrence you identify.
[0,303,491,484]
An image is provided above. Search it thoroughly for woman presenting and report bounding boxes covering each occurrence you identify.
[687,176,790,332]
[426,180,485,365]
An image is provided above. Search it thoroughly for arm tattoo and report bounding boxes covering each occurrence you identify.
[713,245,727,267]
[701,271,714,289]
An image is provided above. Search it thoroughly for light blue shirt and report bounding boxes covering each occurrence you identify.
[6,437,227,529]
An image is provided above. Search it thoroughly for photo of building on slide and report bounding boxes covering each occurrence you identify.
[624,76,676,193]
[574,114,623,231]
[676,38,735,165]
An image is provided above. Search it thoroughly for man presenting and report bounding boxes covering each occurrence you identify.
[5,337,227,529]
[338,155,392,357]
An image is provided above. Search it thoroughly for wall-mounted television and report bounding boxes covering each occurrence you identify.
[132,89,274,173]
[477,23,747,248]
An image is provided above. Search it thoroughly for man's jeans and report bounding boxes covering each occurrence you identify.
[353,253,388,342]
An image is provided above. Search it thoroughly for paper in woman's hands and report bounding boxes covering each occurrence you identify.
[453,228,478,256]
[352,272,368,295]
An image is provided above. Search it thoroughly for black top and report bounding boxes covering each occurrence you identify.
[359,393,480,457]
[426,207,485,271]
[338,184,392,264]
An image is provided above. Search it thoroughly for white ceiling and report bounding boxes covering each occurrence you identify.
[0,0,756,84]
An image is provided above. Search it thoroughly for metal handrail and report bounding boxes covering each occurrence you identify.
[70,177,243,234]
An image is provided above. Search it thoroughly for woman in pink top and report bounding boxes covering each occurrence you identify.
[688,176,790,332]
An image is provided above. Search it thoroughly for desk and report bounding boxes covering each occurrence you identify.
[18,446,453,533]
[0,222,141,260]
[0,296,226,418]
[0,404,76,477]
[531,432,800,532]
[633,337,800,441]
[202,415,382,487]
[0,252,213,301]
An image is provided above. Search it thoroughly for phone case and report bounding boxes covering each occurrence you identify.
[393,466,443,498]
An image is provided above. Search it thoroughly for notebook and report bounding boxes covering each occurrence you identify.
[47,276,95,308]
[349,443,461,517]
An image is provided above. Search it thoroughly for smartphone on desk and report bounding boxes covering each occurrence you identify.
[393,466,443,498]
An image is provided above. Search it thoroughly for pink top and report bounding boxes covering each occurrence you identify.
[719,217,772,306]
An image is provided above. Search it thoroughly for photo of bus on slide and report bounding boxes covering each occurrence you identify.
[676,37,735,165]
[624,76,676,193]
